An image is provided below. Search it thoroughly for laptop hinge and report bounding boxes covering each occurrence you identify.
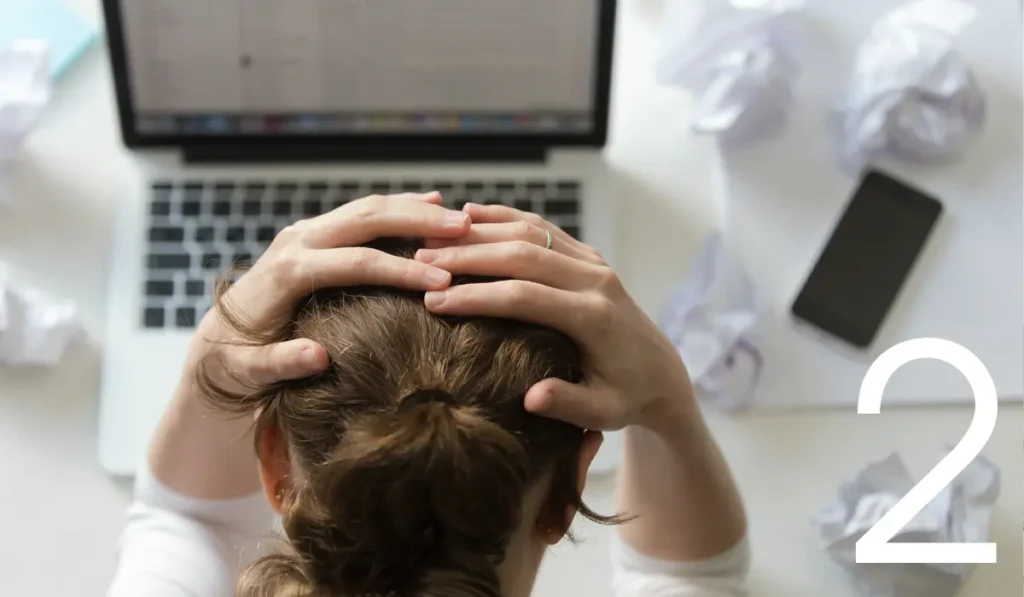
[182,144,549,164]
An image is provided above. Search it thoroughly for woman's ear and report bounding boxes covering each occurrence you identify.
[576,431,604,491]
[257,422,294,514]
[539,431,605,545]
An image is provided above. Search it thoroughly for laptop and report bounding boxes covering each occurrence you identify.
[97,0,621,475]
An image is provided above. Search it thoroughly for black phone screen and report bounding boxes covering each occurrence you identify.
[791,170,943,348]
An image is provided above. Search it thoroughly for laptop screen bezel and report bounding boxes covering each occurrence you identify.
[101,0,617,151]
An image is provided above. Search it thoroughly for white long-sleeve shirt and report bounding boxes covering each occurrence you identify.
[107,465,750,596]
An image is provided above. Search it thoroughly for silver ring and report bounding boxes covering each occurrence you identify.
[543,228,553,250]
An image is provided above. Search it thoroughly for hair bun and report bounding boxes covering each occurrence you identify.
[397,388,457,413]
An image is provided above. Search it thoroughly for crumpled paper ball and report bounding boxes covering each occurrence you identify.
[657,0,806,144]
[836,0,985,170]
[0,40,51,162]
[814,452,1000,597]
[659,233,763,411]
[0,266,79,366]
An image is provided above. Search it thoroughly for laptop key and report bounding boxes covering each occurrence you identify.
[181,200,201,217]
[232,251,252,266]
[273,200,292,216]
[145,280,174,297]
[562,225,581,240]
[256,226,277,243]
[185,280,205,297]
[175,307,196,328]
[143,307,165,328]
[243,184,265,202]
[194,226,215,242]
[276,182,299,200]
[543,199,579,216]
[202,253,222,270]
[370,182,391,194]
[226,226,245,242]
[307,182,328,200]
[303,199,322,217]
[150,201,171,216]
[183,186,204,201]
[513,199,534,212]
[242,200,262,216]
[212,200,231,216]
[149,226,185,243]
[148,253,190,270]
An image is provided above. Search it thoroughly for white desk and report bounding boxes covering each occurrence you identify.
[0,1,1019,596]
[722,0,1024,408]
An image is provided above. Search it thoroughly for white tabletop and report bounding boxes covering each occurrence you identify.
[721,0,1024,408]
[0,1,1019,596]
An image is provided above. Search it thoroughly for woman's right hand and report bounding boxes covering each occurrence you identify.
[189,192,468,392]
[414,204,697,434]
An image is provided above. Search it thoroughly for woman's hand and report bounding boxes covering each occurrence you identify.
[153,192,471,499]
[413,203,695,434]
[419,205,748,564]
[189,192,469,389]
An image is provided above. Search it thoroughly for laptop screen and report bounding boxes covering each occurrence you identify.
[115,0,603,138]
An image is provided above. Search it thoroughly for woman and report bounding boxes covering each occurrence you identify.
[107,193,749,596]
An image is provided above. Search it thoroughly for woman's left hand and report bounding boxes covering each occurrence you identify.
[413,202,694,434]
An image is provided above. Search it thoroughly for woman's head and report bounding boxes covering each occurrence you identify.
[202,239,617,597]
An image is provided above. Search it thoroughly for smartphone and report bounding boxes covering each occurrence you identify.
[791,170,943,349]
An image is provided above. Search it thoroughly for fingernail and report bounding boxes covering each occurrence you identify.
[424,290,448,309]
[524,390,551,413]
[416,248,438,264]
[300,346,324,372]
[425,267,450,286]
[445,211,469,228]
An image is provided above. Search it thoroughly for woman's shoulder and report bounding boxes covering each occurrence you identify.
[610,533,750,597]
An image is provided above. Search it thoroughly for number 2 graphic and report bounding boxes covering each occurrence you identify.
[856,338,998,565]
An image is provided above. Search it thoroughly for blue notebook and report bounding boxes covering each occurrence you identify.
[0,0,99,78]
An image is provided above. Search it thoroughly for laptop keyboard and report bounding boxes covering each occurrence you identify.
[142,178,582,329]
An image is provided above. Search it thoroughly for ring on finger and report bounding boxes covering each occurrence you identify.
[543,228,553,250]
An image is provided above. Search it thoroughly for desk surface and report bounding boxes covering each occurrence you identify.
[721,0,1024,408]
[0,1,1019,596]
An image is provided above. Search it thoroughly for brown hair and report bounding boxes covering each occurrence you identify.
[200,239,620,597]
